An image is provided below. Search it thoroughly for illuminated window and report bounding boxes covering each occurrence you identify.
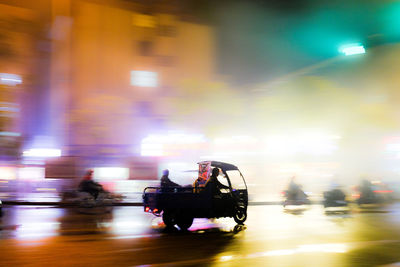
[132,14,156,28]
[130,71,158,87]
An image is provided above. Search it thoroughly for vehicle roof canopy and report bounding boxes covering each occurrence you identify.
[198,161,239,172]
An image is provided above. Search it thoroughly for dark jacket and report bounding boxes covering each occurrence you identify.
[204,174,229,196]
[160,175,180,190]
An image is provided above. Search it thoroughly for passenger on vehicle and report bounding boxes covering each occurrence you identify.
[193,176,206,193]
[160,169,180,192]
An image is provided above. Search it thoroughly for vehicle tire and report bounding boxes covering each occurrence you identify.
[162,210,176,228]
[176,215,193,231]
[233,207,247,225]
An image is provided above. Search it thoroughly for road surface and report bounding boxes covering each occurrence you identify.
[1,204,400,266]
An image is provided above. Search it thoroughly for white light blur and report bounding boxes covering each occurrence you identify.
[0,73,22,85]
[18,167,45,181]
[246,243,348,259]
[140,133,206,156]
[0,131,21,137]
[22,148,62,158]
[130,71,158,87]
[219,255,234,262]
[386,143,400,152]
[141,143,164,156]
[264,132,339,156]
[93,167,129,181]
[142,133,206,144]
[339,44,365,56]
[214,135,257,144]
[0,167,17,180]
[16,222,60,240]
[297,243,348,253]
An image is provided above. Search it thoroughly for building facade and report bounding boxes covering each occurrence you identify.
[50,0,217,159]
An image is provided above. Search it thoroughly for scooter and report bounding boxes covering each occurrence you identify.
[282,189,310,207]
[323,189,347,208]
[61,190,123,214]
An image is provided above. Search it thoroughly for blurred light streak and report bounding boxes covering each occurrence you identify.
[339,44,365,56]
[0,106,20,112]
[141,133,206,156]
[18,167,45,180]
[107,234,156,240]
[0,167,17,180]
[36,188,57,191]
[130,71,158,87]
[264,132,339,155]
[297,243,348,253]
[213,135,257,144]
[141,143,163,156]
[22,148,62,158]
[219,255,234,262]
[16,222,60,240]
[93,167,129,181]
[0,73,22,85]
[0,131,21,136]
[386,143,400,152]
[244,243,347,259]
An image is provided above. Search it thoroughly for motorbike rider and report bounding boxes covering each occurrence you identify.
[324,179,346,204]
[359,179,375,199]
[78,169,104,199]
[287,176,302,200]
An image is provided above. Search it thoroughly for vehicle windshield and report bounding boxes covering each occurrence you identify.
[226,170,246,190]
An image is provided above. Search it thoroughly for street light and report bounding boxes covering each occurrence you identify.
[339,43,366,56]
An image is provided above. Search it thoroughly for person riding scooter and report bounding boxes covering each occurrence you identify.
[287,176,303,200]
[78,170,104,199]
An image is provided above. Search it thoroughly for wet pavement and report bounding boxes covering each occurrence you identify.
[1,204,400,266]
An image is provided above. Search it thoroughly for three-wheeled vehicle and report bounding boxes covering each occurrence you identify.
[143,161,248,230]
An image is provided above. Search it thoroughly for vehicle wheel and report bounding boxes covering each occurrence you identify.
[162,210,176,228]
[233,207,247,225]
[176,216,193,231]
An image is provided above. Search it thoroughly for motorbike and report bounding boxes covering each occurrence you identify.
[282,188,310,207]
[354,180,392,206]
[61,190,123,214]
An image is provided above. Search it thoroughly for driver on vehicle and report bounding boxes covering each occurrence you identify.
[204,168,230,197]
